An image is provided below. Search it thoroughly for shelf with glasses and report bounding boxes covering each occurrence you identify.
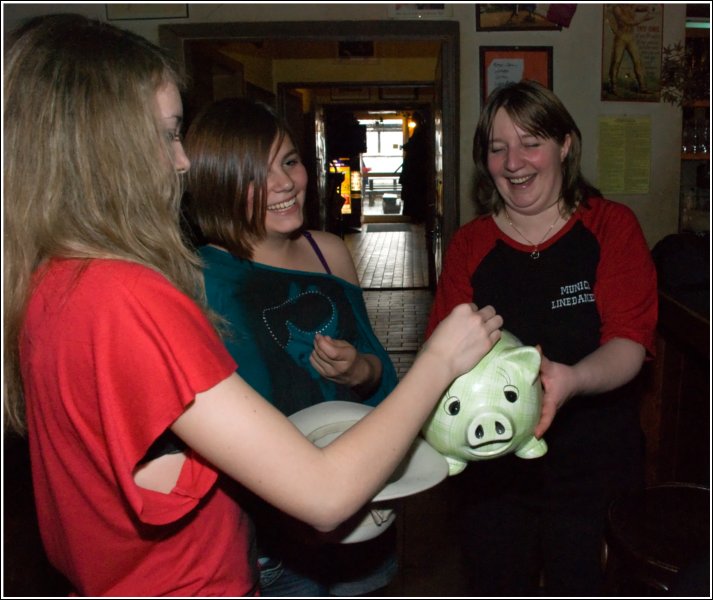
[677,19,709,233]
[680,100,709,160]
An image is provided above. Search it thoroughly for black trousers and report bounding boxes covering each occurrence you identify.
[453,395,645,597]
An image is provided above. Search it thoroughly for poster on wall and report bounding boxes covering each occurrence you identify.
[597,116,651,194]
[476,4,562,31]
[389,4,453,19]
[601,4,663,102]
[480,46,553,102]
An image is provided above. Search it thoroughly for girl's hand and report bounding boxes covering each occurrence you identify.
[311,335,381,394]
[422,303,502,381]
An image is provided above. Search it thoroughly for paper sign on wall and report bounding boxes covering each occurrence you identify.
[597,116,651,194]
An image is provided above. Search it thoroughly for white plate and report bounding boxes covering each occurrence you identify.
[289,401,449,502]
[316,504,397,544]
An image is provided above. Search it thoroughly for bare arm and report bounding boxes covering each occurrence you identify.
[534,337,645,438]
[172,303,502,532]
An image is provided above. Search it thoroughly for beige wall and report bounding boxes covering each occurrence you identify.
[271,57,438,85]
[220,50,274,92]
[4,3,688,246]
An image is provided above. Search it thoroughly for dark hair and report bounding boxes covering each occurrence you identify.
[184,98,296,259]
[472,80,600,215]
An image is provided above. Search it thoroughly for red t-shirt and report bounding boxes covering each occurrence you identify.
[21,259,256,596]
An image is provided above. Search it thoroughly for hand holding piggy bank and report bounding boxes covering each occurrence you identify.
[422,330,547,475]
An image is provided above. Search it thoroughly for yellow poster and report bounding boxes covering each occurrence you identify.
[598,116,651,194]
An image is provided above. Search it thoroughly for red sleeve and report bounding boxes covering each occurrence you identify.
[67,261,237,524]
[95,262,236,523]
[426,218,497,338]
[588,201,658,356]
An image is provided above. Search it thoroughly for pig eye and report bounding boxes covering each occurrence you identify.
[503,385,519,403]
[444,396,461,416]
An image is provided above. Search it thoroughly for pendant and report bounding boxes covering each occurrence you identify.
[530,250,540,260]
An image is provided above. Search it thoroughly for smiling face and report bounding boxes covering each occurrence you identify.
[252,134,308,235]
[487,107,571,215]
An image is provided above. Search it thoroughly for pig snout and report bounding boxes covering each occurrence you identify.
[466,411,514,448]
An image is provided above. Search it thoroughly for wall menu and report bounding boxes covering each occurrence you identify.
[598,116,651,194]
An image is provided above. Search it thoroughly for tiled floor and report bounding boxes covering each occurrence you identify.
[345,223,433,379]
[346,224,429,290]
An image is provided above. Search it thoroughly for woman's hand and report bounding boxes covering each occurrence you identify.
[310,335,382,395]
[534,352,576,438]
[534,338,646,438]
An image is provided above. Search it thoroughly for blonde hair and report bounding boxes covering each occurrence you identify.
[3,14,204,433]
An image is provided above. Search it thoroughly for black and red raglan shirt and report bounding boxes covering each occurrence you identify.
[427,196,657,363]
[427,197,658,489]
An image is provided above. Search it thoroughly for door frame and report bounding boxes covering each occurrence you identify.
[158,19,460,254]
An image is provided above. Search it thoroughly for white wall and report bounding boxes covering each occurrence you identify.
[3,2,687,246]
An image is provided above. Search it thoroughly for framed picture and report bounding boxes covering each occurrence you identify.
[476,4,562,31]
[480,46,553,102]
[601,4,663,102]
[106,4,188,21]
[389,4,453,20]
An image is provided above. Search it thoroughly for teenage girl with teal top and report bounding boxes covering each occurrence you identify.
[183,98,399,596]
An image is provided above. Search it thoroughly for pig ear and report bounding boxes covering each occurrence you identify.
[501,345,541,384]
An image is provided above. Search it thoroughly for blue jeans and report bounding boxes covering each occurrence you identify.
[258,557,329,597]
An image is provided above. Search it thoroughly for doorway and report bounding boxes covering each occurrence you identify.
[280,87,434,230]
[159,19,459,285]
[359,112,409,222]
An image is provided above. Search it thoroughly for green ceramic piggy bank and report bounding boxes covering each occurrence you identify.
[422,330,547,475]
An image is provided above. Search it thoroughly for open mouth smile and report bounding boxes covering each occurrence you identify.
[507,174,535,186]
[267,197,297,212]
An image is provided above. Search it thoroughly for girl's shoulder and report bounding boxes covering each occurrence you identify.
[304,229,351,259]
[304,229,345,248]
[304,229,358,284]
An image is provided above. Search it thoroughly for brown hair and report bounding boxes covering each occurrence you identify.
[184,97,295,259]
[472,80,600,216]
[3,14,203,434]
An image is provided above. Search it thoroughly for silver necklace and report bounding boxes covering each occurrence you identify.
[503,206,561,260]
